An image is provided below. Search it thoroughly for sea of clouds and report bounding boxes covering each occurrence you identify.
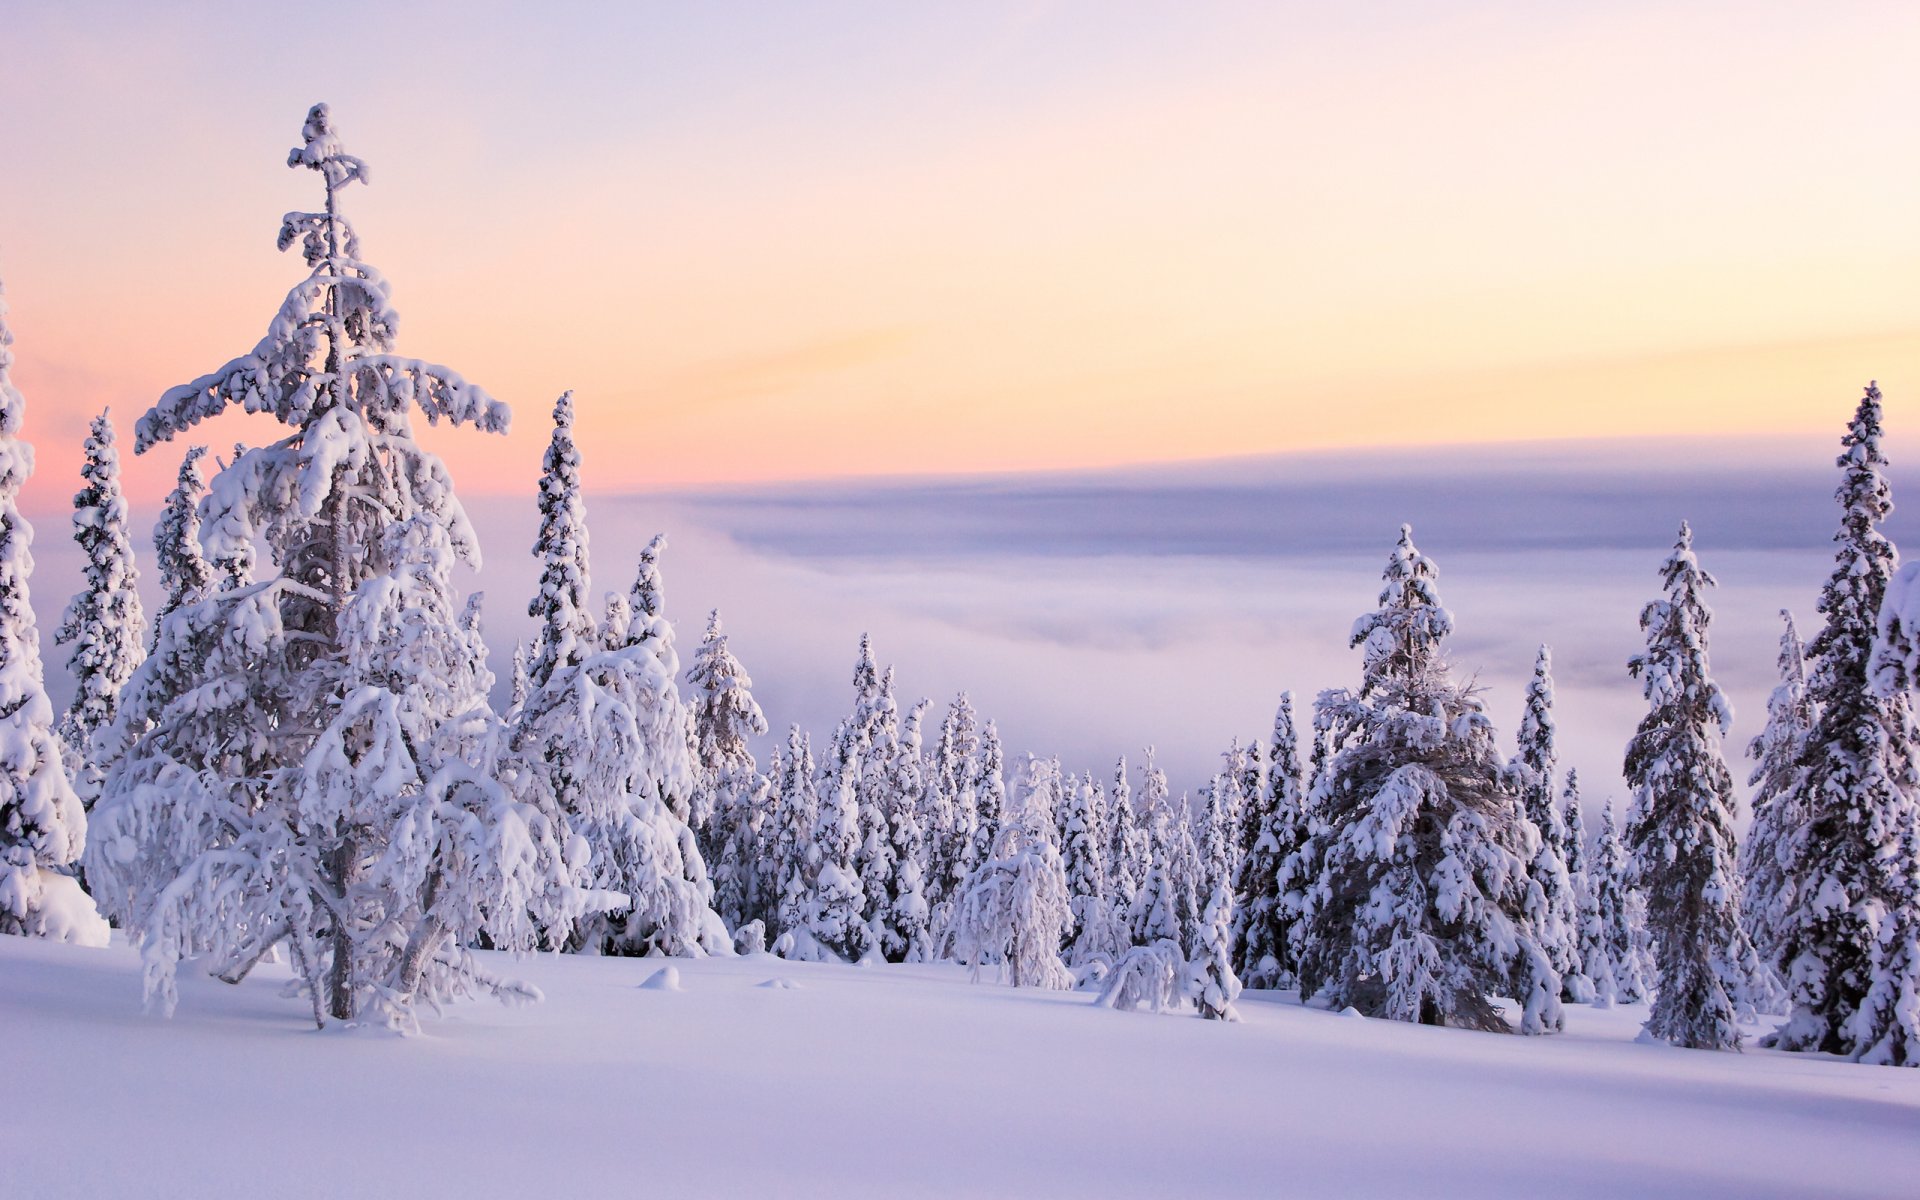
[31,434,1907,823]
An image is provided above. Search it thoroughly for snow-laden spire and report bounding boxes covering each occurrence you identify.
[55,409,148,807]
[149,445,214,646]
[1624,523,1752,1050]
[1772,382,1920,1065]
[527,391,592,691]
[0,277,107,946]
[1352,524,1452,702]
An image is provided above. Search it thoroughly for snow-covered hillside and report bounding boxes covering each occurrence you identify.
[4,937,1916,1199]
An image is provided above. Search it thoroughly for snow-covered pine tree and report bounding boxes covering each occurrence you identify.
[1061,765,1120,965]
[53,409,148,809]
[526,390,593,694]
[1743,611,1813,967]
[1623,522,1752,1050]
[1297,526,1561,1033]
[1107,755,1151,939]
[960,718,1007,881]
[884,697,933,962]
[767,725,821,955]
[686,609,770,933]
[517,533,727,960]
[1566,772,1605,1007]
[1511,645,1586,1002]
[945,805,1073,989]
[0,277,108,947]
[147,444,215,650]
[1766,386,1920,1062]
[1585,798,1646,1006]
[1189,882,1243,1021]
[923,692,980,923]
[1233,692,1309,988]
[809,718,869,961]
[853,657,901,956]
[1197,773,1235,908]
[89,106,576,1023]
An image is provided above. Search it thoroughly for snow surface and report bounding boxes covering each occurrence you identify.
[3,936,1918,1199]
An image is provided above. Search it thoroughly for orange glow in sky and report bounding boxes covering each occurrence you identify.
[0,2,1915,507]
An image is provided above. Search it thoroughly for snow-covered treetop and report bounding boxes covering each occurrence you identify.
[1351,524,1453,700]
[1627,522,1732,733]
[1811,383,1896,695]
[528,390,593,688]
[135,103,509,453]
[0,279,28,485]
[1515,644,1555,781]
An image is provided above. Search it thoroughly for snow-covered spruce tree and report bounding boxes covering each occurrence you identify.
[90,106,576,1023]
[1584,798,1646,1006]
[1767,385,1920,1062]
[1297,526,1562,1033]
[54,409,148,808]
[686,608,770,933]
[1511,645,1586,1002]
[767,726,821,955]
[853,658,902,956]
[960,718,1006,881]
[1850,562,1920,1064]
[1194,774,1230,916]
[525,390,594,694]
[882,698,934,962]
[1062,767,1123,965]
[516,538,727,960]
[1623,523,1753,1050]
[809,718,869,961]
[0,277,108,947]
[1743,611,1813,967]
[1233,692,1309,988]
[507,639,532,716]
[148,445,215,648]
[945,806,1073,989]
[1189,882,1243,1021]
[1564,770,1605,1007]
[1107,755,1149,934]
[923,692,978,916]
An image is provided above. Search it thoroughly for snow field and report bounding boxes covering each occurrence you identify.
[4,936,1917,1199]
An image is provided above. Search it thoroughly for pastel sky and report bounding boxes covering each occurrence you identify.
[1,1,1916,507]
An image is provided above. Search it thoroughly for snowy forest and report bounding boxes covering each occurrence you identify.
[1,105,1915,1078]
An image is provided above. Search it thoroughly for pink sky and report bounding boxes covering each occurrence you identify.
[1,1,1916,508]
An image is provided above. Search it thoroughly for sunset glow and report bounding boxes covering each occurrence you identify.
[1,1,1915,505]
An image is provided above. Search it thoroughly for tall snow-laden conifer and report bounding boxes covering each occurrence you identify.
[768,726,820,953]
[54,410,147,807]
[810,718,869,961]
[1298,527,1562,1033]
[687,609,770,933]
[1233,692,1308,988]
[1105,755,1141,922]
[1586,799,1647,1006]
[961,719,1006,879]
[1769,384,1920,1063]
[517,534,726,960]
[148,445,215,647]
[1512,645,1586,1001]
[883,697,934,962]
[88,106,576,1025]
[1743,611,1813,966]
[526,391,593,693]
[1061,766,1120,964]
[924,692,980,921]
[0,277,108,947]
[1623,523,1751,1050]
